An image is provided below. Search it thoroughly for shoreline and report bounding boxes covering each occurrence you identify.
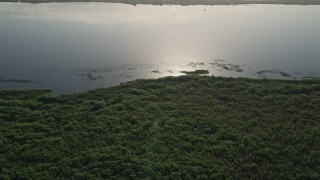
[1,75,319,95]
[1,0,320,5]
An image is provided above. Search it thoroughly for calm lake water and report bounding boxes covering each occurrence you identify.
[0,3,320,94]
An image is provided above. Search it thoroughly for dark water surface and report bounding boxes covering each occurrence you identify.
[0,3,320,94]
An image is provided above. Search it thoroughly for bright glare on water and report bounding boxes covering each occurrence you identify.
[0,3,320,93]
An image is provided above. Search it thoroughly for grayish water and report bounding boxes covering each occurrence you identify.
[0,3,320,94]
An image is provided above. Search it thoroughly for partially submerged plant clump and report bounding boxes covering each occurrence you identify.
[180,69,209,74]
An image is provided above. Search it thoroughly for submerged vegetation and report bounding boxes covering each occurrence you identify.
[257,70,292,78]
[209,60,244,72]
[0,76,320,179]
[78,72,103,81]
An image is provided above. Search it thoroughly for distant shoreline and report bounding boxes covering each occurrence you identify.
[1,0,320,5]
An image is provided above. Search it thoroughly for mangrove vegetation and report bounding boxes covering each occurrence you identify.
[0,76,319,179]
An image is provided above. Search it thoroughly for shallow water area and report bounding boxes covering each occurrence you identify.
[1,3,320,94]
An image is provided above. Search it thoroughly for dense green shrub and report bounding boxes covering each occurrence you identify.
[0,76,319,179]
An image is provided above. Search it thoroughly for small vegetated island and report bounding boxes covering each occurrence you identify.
[0,75,319,179]
[0,79,32,83]
[180,69,209,75]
